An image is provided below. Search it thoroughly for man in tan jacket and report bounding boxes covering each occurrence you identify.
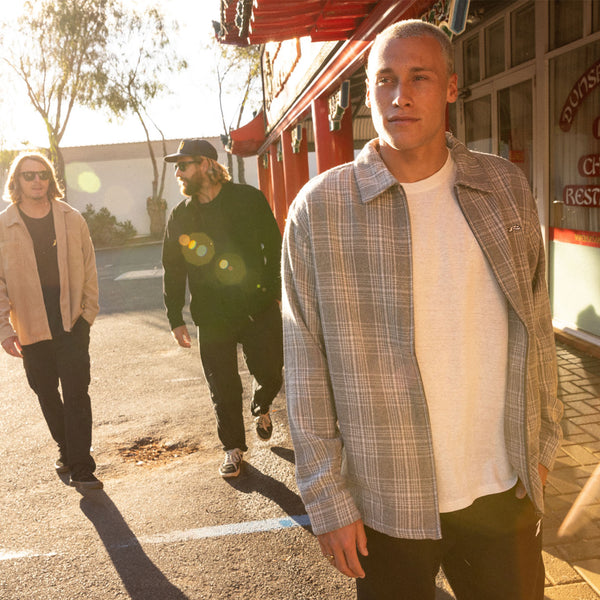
[0,152,101,489]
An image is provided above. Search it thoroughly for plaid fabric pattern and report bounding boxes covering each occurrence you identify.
[281,135,562,539]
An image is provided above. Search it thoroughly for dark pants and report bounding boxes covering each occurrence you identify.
[356,486,544,600]
[21,317,96,478]
[199,302,283,452]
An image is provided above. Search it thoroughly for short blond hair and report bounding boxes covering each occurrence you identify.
[368,19,455,77]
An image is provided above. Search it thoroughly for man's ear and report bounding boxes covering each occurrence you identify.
[447,73,458,104]
[365,79,371,108]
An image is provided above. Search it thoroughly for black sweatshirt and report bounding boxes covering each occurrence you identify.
[162,181,282,342]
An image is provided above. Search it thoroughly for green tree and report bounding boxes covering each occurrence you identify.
[0,0,124,191]
[0,0,181,215]
[97,8,187,237]
[0,149,20,197]
[211,36,262,184]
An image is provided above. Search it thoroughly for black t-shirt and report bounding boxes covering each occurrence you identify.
[19,207,64,338]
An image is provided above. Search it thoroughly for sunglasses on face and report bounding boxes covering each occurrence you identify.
[20,170,51,182]
[175,160,202,172]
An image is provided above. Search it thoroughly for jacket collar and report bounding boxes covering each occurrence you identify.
[446,133,496,194]
[4,199,67,226]
[354,134,497,203]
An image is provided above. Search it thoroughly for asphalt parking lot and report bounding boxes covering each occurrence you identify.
[1,242,598,599]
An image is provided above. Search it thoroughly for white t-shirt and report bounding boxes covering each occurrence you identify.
[402,153,517,513]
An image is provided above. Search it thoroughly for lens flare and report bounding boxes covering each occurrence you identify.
[65,162,101,193]
[215,253,246,285]
[78,171,101,194]
[181,232,215,266]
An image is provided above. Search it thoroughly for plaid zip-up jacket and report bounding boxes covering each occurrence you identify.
[281,134,562,539]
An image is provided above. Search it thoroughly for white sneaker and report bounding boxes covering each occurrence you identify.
[219,448,243,478]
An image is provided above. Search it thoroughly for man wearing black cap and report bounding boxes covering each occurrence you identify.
[162,139,283,478]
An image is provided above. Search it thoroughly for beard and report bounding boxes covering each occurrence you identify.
[178,172,207,197]
[179,179,197,197]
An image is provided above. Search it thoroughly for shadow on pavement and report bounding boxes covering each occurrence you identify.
[270,446,295,464]
[225,462,310,531]
[78,490,189,599]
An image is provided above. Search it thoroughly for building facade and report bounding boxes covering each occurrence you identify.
[219,0,600,348]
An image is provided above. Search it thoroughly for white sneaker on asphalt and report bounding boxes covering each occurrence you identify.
[219,448,243,478]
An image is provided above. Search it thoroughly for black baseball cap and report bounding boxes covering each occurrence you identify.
[164,139,218,163]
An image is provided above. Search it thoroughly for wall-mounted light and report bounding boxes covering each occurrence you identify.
[448,0,470,35]
[328,80,351,132]
[291,124,303,154]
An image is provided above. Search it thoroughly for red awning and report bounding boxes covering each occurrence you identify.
[229,111,266,157]
[218,0,378,46]
[224,0,436,155]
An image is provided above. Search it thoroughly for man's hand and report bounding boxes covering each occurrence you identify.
[2,335,23,358]
[516,463,549,499]
[318,519,368,579]
[171,325,192,348]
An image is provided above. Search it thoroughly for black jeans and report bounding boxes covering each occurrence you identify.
[21,317,96,478]
[199,302,283,451]
[356,486,544,600]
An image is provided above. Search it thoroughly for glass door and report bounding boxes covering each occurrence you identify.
[498,79,533,186]
[459,70,535,190]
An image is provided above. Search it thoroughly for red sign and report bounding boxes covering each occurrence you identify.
[578,154,600,177]
[509,150,525,163]
[551,227,600,249]
[563,186,600,207]
[595,116,600,140]
[559,59,600,132]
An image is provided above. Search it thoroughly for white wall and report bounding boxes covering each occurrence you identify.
[62,137,258,236]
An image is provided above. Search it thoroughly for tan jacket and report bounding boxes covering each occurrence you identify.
[0,200,99,345]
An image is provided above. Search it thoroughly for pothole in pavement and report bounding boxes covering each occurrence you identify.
[118,437,199,466]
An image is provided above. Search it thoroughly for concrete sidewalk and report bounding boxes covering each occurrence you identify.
[543,341,600,599]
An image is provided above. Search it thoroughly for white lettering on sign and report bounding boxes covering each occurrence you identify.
[563,186,600,207]
[578,154,600,177]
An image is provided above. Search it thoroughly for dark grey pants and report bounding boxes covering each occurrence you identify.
[22,317,96,478]
[199,302,283,452]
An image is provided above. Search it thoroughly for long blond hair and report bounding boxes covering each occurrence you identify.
[3,152,64,204]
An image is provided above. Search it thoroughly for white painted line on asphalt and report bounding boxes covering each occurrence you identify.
[139,514,311,545]
[115,269,163,281]
[0,515,311,562]
[0,549,57,562]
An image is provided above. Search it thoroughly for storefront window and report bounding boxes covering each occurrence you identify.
[485,20,505,78]
[549,39,600,339]
[550,40,600,233]
[465,95,492,153]
[463,35,480,86]
[498,80,533,187]
[549,0,583,50]
[511,3,535,67]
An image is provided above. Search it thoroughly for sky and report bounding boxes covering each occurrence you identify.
[0,0,246,150]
